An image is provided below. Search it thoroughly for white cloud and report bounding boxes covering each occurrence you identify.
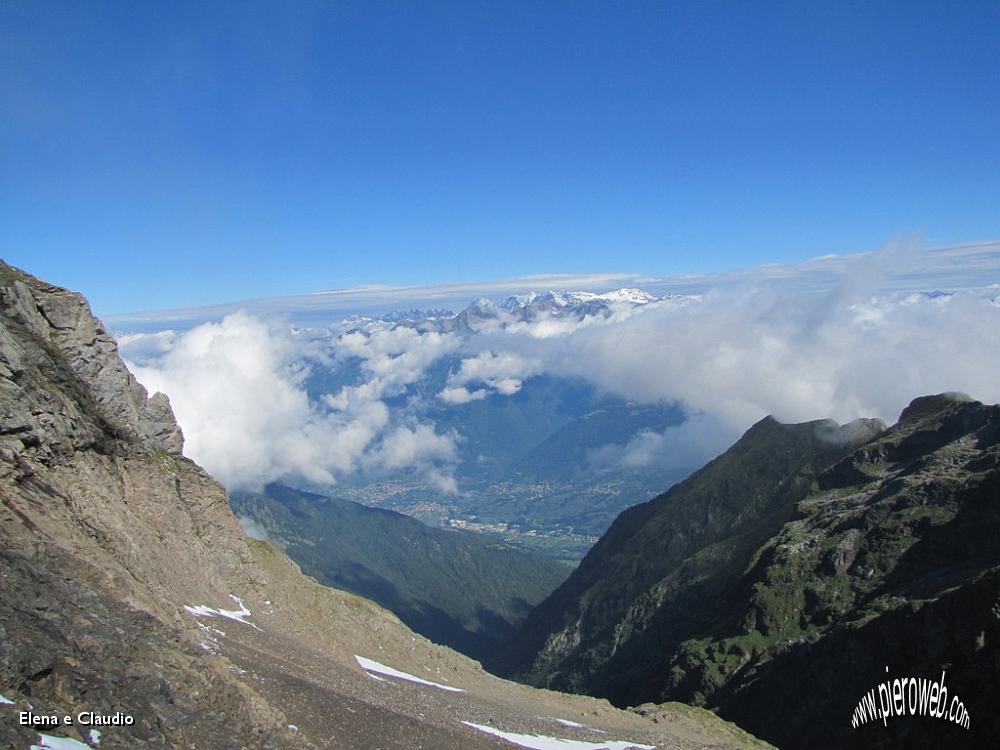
[334,326,459,394]
[237,515,274,543]
[125,312,458,492]
[364,424,460,494]
[440,350,540,401]
[438,386,488,405]
[587,415,736,474]
[532,255,1000,429]
[493,377,523,396]
[437,242,1000,433]
[116,330,177,364]
[367,424,458,470]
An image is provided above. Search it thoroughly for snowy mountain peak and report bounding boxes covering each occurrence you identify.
[468,297,499,314]
[496,288,658,317]
[499,292,540,311]
[379,308,454,322]
[595,288,657,305]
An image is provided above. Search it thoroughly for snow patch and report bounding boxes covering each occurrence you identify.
[355,655,463,692]
[196,622,225,637]
[462,722,654,750]
[184,595,262,631]
[88,729,101,746]
[539,717,602,731]
[30,734,93,750]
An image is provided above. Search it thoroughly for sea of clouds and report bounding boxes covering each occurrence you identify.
[118,241,1000,492]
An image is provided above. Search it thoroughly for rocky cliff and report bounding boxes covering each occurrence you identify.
[0,261,768,750]
[491,393,1000,749]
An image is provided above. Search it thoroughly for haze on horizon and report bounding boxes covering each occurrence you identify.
[104,239,1000,331]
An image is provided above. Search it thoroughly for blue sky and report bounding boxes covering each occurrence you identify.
[3,1,998,315]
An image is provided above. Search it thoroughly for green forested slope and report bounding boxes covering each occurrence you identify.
[230,483,570,658]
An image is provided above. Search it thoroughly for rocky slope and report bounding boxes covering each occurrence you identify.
[0,260,768,749]
[491,394,1000,749]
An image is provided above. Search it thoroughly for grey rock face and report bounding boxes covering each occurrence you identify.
[0,262,183,457]
[141,390,184,453]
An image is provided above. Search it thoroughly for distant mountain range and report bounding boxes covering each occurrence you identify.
[339,287,683,333]
[102,241,1000,332]
[490,393,1000,749]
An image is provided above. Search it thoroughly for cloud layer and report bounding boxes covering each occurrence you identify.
[124,313,459,491]
[106,241,1000,331]
[467,272,1000,431]
[121,243,1000,493]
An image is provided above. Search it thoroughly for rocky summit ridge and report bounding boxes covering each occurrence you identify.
[0,264,183,457]
[0,259,768,749]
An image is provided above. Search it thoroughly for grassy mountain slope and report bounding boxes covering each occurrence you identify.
[230,483,569,659]
[489,414,884,689]
[493,395,1000,749]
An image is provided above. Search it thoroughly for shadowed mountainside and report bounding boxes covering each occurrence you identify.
[490,393,1000,749]
[230,483,569,659]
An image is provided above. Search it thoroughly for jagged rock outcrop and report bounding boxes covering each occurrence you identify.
[0,264,183,456]
[0,261,768,750]
[492,394,1000,749]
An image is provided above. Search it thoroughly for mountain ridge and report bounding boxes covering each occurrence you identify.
[230,482,569,659]
[338,287,692,335]
[491,393,1000,749]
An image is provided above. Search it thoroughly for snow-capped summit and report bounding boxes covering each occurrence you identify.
[378,308,454,322]
[595,288,657,305]
[468,297,499,314]
[496,288,660,321]
[499,292,541,311]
